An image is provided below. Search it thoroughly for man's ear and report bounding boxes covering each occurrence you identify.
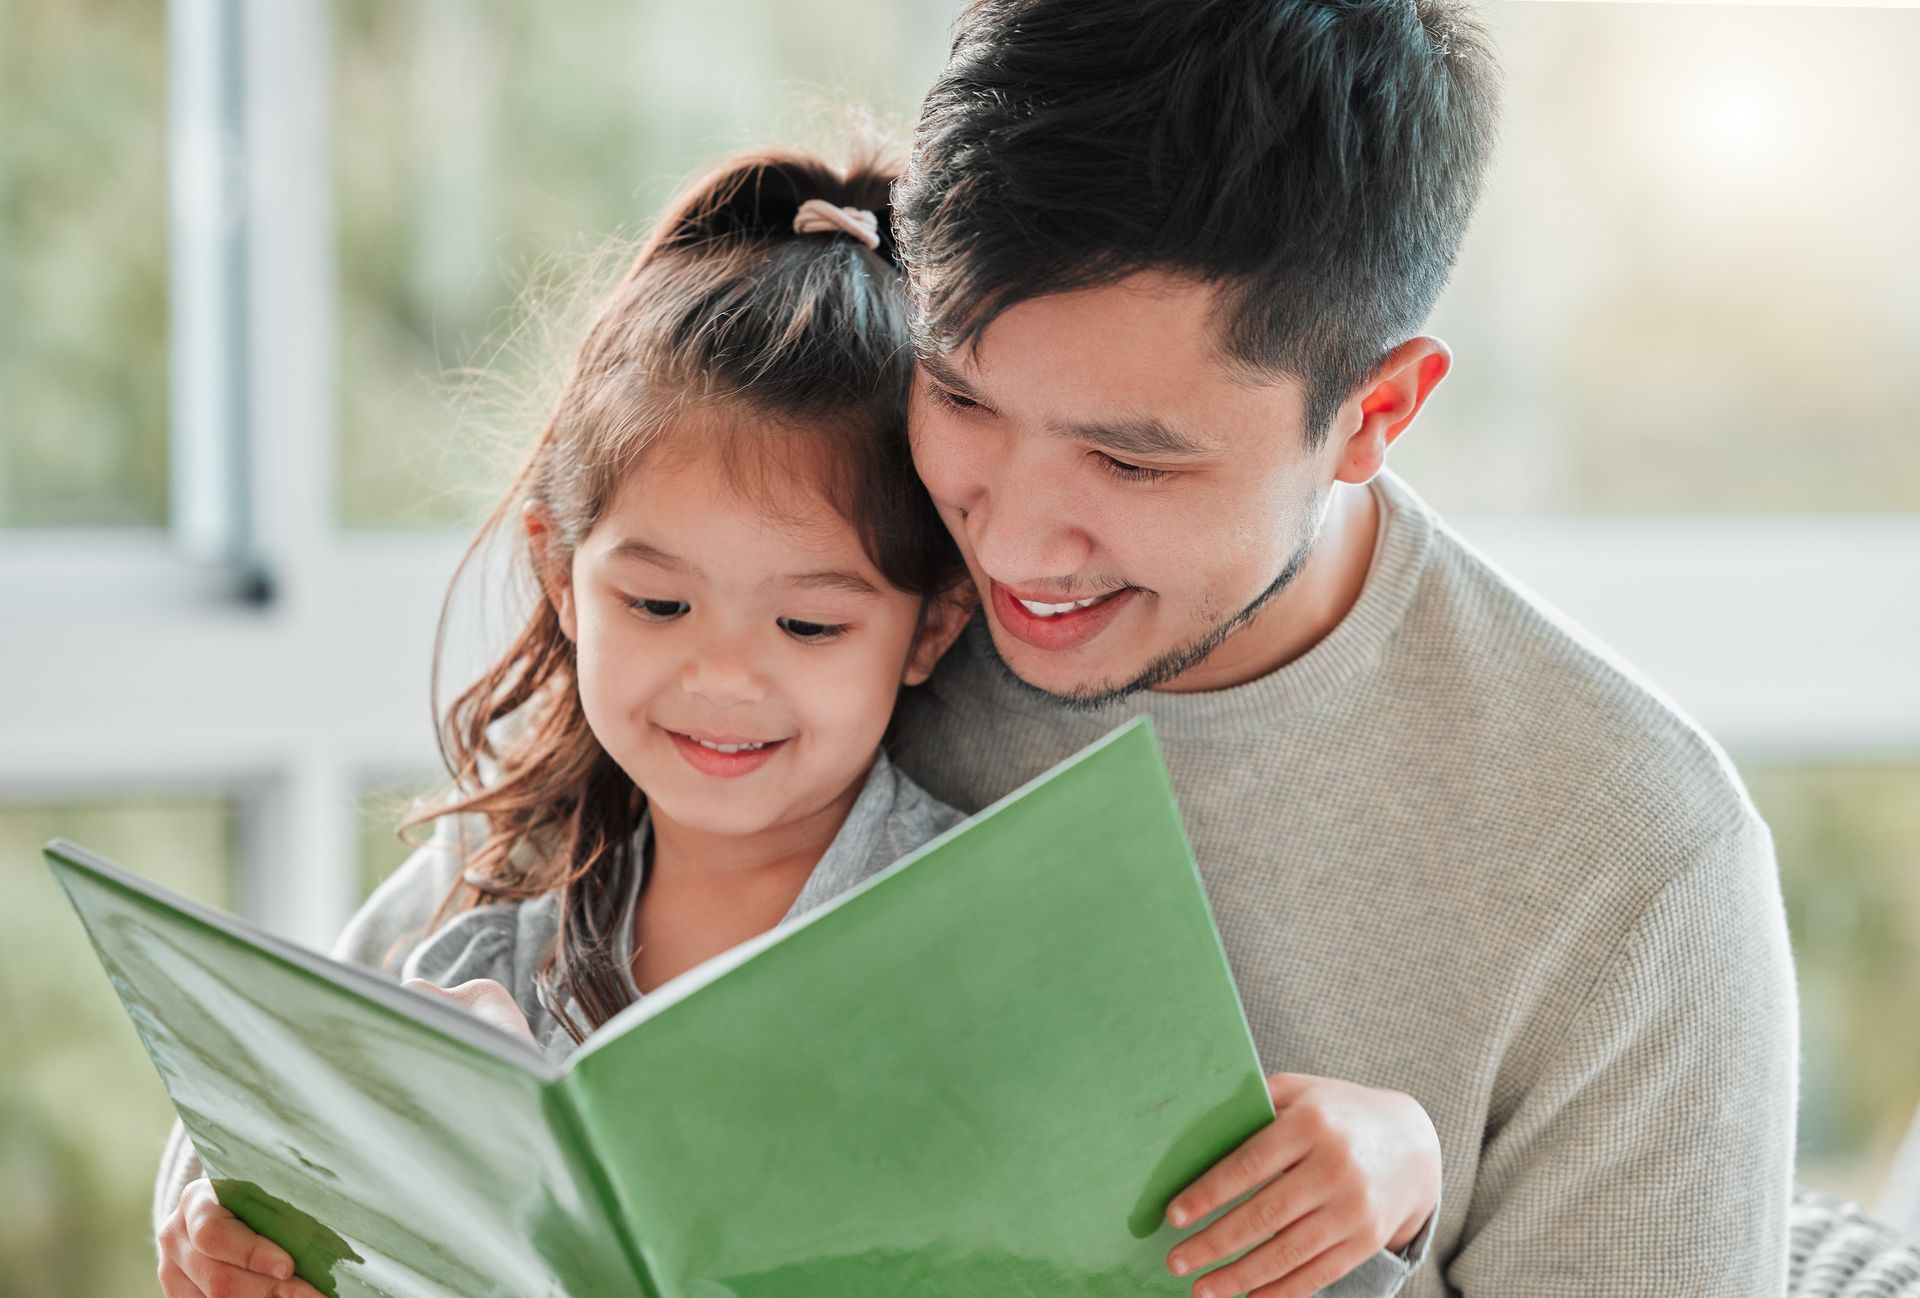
[903,576,979,687]
[1331,336,1451,486]
[524,501,578,643]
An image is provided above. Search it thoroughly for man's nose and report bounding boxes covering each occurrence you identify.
[679,633,771,707]
[967,464,1095,586]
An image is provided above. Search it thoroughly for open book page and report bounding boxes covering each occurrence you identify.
[45,842,641,1297]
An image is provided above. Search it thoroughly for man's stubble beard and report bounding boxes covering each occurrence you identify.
[979,496,1323,713]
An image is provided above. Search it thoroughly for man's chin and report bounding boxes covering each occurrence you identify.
[976,619,1154,712]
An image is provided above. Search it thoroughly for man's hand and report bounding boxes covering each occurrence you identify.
[1163,1072,1440,1298]
[402,977,539,1044]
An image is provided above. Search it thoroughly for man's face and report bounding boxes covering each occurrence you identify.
[908,270,1340,707]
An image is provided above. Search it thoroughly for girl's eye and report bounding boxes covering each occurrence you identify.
[925,381,982,414]
[625,597,689,621]
[778,617,849,643]
[1096,453,1171,484]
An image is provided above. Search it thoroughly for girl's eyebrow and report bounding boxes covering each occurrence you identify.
[777,570,880,598]
[605,538,879,598]
[607,538,699,575]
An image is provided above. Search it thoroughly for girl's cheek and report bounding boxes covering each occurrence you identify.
[811,642,897,737]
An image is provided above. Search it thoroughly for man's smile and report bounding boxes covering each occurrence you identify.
[988,578,1139,652]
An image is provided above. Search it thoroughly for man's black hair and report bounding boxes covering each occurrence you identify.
[895,0,1502,445]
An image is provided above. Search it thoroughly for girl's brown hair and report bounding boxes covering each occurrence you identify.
[395,143,965,1044]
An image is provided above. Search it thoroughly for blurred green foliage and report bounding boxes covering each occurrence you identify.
[1757,763,1920,1196]
[0,0,169,527]
[331,0,957,529]
[354,774,445,903]
[1348,1,1920,515]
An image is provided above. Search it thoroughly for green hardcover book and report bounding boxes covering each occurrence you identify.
[46,717,1272,1298]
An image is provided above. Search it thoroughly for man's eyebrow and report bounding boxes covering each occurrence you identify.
[921,353,1215,461]
[918,352,985,400]
[1052,412,1217,460]
[606,538,701,577]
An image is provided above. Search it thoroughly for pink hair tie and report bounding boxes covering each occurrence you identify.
[792,198,881,250]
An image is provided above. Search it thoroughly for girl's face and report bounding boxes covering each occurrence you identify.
[536,437,967,848]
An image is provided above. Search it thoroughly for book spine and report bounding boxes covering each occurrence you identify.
[545,1084,665,1298]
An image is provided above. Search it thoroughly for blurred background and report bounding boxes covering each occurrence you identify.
[1,0,1916,1293]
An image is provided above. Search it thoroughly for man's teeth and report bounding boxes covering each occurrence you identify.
[1015,593,1114,618]
[692,738,769,753]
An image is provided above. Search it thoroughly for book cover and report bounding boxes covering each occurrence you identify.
[47,716,1273,1298]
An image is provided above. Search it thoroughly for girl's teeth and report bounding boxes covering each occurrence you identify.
[1016,593,1112,618]
[693,738,767,753]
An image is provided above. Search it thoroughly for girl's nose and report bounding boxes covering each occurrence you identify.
[679,642,771,707]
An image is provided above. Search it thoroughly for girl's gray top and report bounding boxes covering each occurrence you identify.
[396,749,963,1061]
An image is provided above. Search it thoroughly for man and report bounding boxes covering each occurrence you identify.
[885,1,1798,1296]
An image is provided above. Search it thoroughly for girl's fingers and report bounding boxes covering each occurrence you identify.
[181,1181,296,1277]
[403,976,537,1043]
[157,1256,206,1298]
[177,1247,292,1298]
[1167,1174,1320,1277]
[1186,1207,1340,1298]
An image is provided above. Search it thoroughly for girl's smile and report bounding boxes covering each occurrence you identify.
[662,726,790,778]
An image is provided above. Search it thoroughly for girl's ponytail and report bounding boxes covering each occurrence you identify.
[649,149,901,267]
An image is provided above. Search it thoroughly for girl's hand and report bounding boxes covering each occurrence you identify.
[1163,1072,1441,1298]
[157,1177,325,1298]
[402,976,539,1044]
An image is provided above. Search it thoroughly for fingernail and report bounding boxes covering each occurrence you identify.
[271,1258,294,1280]
[1168,1204,1190,1227]
[1170,1254,1192,1276]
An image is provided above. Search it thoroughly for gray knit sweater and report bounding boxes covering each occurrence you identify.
[886,469,1799,1296]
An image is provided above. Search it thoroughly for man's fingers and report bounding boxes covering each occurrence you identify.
[1167,1174,1320,1278]
[1247,1237,1378,1298]
[1265,1072,1313,1107]
[1184,1207,1339,1298]
[1166,1119,1311,1228]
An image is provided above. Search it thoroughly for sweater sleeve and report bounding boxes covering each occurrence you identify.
[147,811,473,1240]
[1446,809,1799,1297]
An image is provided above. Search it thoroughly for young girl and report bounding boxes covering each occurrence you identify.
[152,145,975,1298]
